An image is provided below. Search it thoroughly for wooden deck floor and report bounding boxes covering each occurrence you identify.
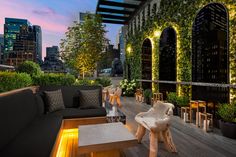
[57,97,236,157]
[121,97,236,157]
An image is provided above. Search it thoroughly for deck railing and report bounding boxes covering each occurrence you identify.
[137,79,236,88]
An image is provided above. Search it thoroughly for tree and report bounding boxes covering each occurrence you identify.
[60,14,107,78]
[17,61,42,77]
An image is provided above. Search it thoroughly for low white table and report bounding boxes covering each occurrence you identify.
[78,122,137,157]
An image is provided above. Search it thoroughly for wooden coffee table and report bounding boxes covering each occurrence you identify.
[78,122,137,157]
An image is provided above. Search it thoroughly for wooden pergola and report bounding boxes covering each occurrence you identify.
[96,0,146,24]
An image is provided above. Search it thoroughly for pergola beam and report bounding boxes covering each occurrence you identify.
[99,14,129,21]
[97,7,133,15]
[102,19,125,24]
[99,0,139,9]
[96,0,148,24]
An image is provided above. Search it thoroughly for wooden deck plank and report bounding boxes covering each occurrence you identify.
[120,97,236,157]
[55,97,236,157]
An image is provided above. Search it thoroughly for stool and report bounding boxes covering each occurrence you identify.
[181,107,190,122]
[153,93,163,102]
[190,100,206,127]
[135,89,143,102]
[138,95,144,102]
[199,112,213,132]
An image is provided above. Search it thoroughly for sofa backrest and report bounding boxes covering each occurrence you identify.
[0,89,37,151]
[38,85,103,108]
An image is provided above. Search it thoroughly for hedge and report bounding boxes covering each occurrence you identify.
[33,73,76,86]
[0,72,32,92]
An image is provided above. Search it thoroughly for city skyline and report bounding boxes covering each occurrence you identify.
[0,0,122,59]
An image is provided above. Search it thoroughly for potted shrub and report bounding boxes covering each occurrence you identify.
[167,92,178,115]
[144,89,152,105]
[218,103,236,139]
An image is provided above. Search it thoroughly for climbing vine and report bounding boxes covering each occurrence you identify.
[125,0,236,100]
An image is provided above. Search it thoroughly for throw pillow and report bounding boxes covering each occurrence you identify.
[78,89,100,108]
[44,89,65,112]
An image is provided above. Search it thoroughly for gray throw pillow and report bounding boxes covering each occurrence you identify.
[44,89,65,112]
[79,89,100,108]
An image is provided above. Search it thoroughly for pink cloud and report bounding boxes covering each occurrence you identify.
[0,1,68,33]
[0,0,70,58]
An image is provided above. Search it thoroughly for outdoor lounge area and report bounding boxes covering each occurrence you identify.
[0,0,236,157]
[1,86,236,157]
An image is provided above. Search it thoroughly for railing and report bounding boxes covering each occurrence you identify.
[137,79,236,88]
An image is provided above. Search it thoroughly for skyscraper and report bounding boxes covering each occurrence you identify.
[0,34,4,64]
[4,18,41,66]
[115,26,126,64]
[33,25,42,64]
[78,12,94,23]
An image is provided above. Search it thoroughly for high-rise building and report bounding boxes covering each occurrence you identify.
[78,12,94,23]
[41,46,65,72]
[33,25,42,64]
[0,34,4,64]
[4,18,41,66]
[115,26,126,64]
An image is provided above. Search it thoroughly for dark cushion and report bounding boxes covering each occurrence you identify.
[0,89,37,151]
[0,115,62,157]
[44,89,65,112]
[49,108,107,119]
[79,105,101,109]
[34,93,45,116]
[38,86,103,108]
[78,89,100,108]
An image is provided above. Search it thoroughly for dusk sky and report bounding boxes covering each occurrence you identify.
[0,0,122,59]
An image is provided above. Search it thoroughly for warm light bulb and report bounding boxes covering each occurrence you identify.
[127,46,132,53]
[154,31,161,37]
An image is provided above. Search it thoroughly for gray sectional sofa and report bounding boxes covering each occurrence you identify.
[0,85,107,157]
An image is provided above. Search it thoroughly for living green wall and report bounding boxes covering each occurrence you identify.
[125,0,236,100]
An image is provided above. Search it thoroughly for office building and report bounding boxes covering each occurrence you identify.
[41,46,65,72]
[4,18,41,66]
[0,34,4,64]
[78,12,94,23]
[115,26,126,64]
[33,25,42,64]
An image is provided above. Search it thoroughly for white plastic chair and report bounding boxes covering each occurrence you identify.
[135,101,177,157]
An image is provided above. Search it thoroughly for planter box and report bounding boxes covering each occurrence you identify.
[220,120,236,139]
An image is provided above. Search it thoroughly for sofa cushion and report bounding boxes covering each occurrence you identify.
[49,108,107,119]
[78,89,100,108]
[38,86,103,108]
[44,89,65,112]
[0,115,62,157]
[0,89,37,151]
[79,105,101,110]
[34,93,45,116]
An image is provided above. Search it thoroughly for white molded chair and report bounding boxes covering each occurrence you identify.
[135,101,177,157]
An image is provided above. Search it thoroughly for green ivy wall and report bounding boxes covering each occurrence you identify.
[125,0,236,101]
